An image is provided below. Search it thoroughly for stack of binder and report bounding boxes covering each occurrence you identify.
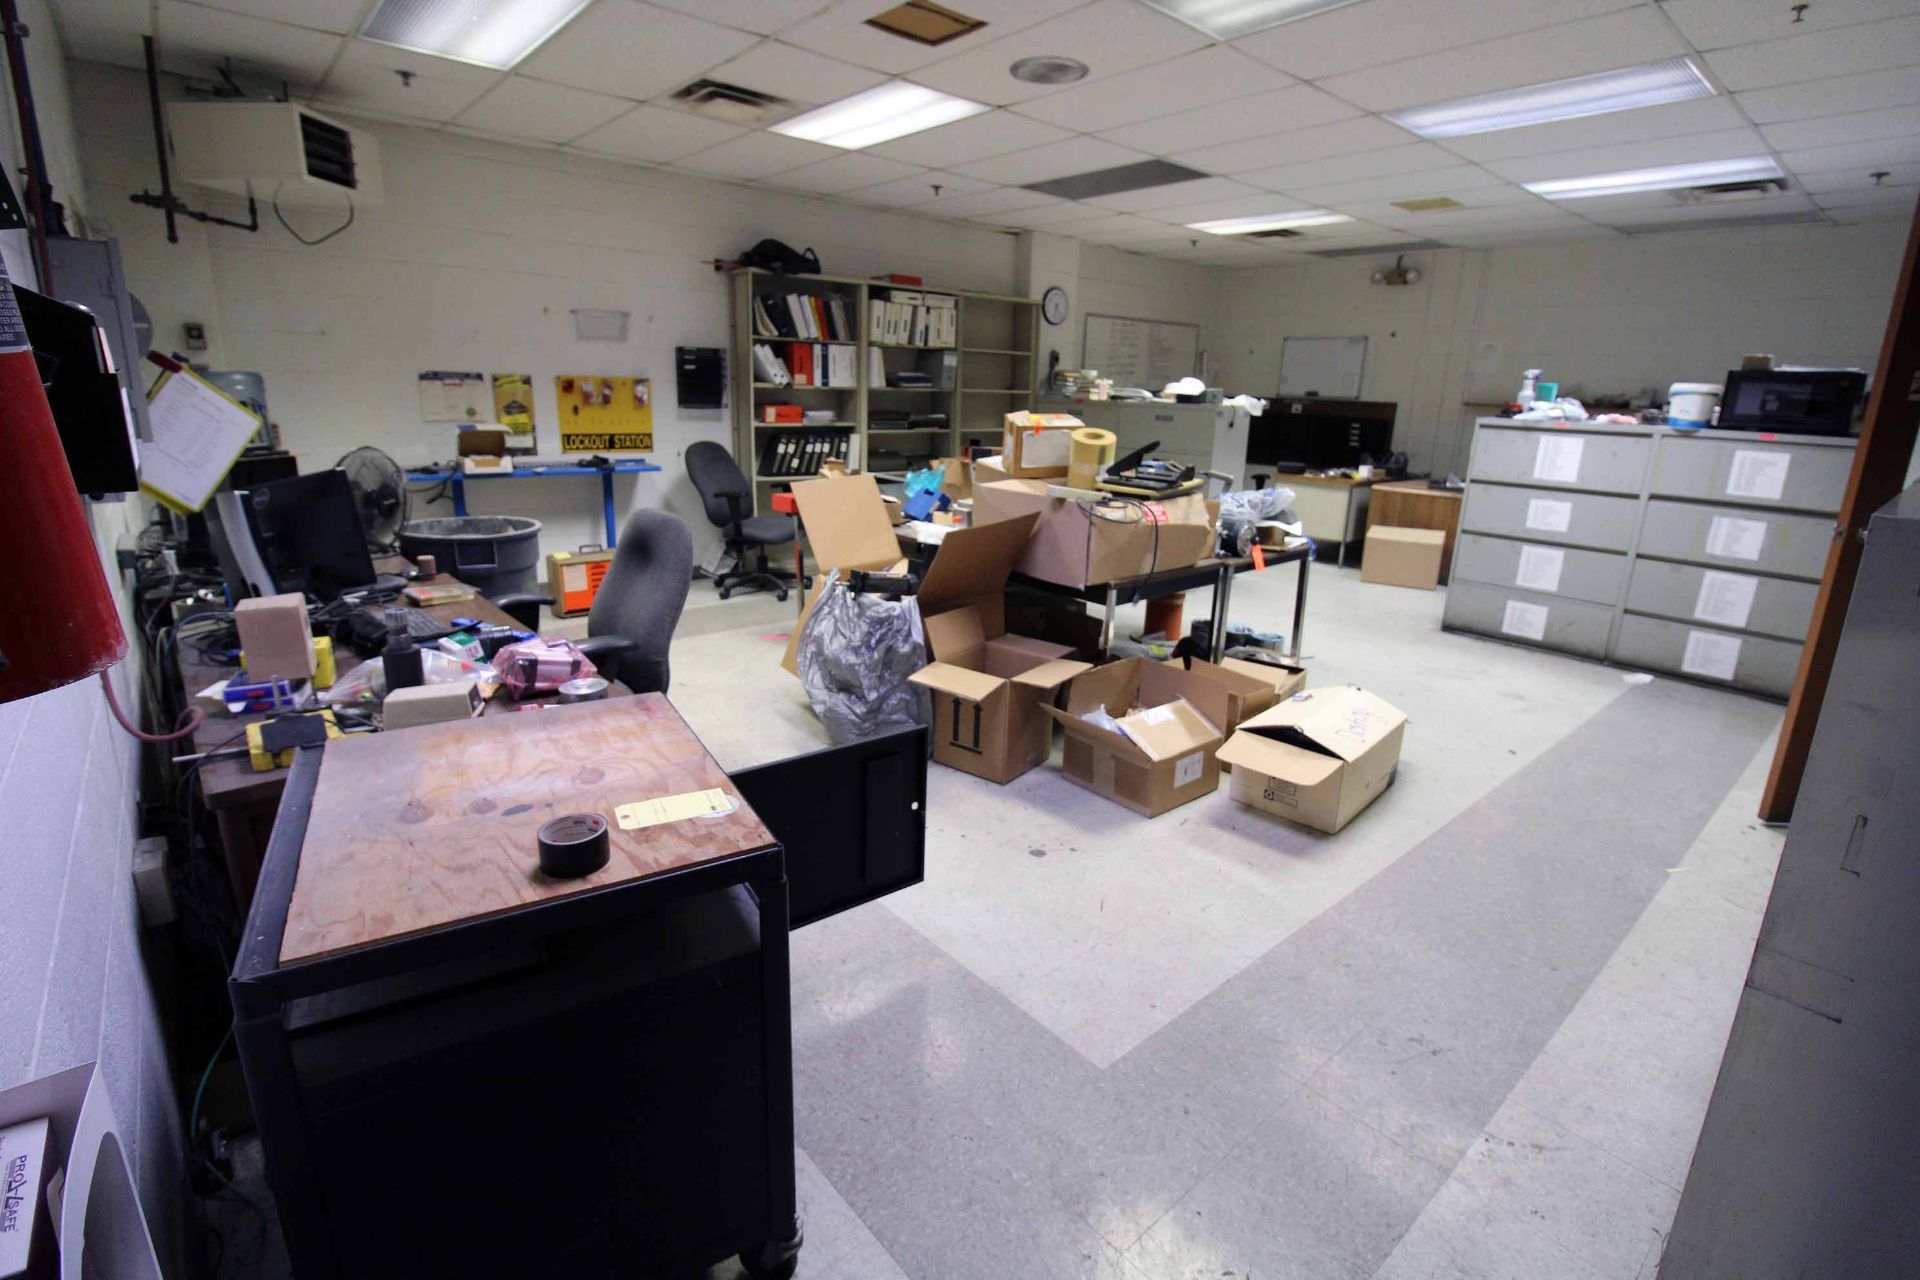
[869,290,956,346]
[751,291,854,342]
[756,429,852,479]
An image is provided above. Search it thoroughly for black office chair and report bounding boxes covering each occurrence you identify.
[686,440,792,602]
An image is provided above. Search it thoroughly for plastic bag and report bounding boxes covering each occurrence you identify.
[1218,485,1298,525]
[795,571,931,745]
[322,649,481,705]
[904,463,946,497]
[491,637,598,698]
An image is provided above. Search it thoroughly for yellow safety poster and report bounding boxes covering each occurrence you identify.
[492,373,535,436]
[558,375,652,453]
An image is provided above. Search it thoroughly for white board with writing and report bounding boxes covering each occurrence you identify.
[1082,314,1202,391]
[1279,336,1367,399]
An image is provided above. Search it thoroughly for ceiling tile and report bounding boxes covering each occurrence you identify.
[907,0,1211,107]
[1100,84,1363,156]
[1174,116,1417,175]
[1011,46,1291,133]
[47,0,149,66]
[1737,66,1920,123]
[1441,224,1622,246]
[1072,215,1193,244]
[1579,193,1820,226]
[1374,202,1588,233]
[191,0,365,34]
[1233,0,1638,80]
[1823,201,1914,222]
[316,41,501,123]
[848,170,996,207]
[517,2,758,102]
[949,136,1152,185]
[454,77,641,143]
[701,40,889,107]
[1282,164,1511,206]
[996,202,1119,230]
[760,151,926,193]
[1438,97,1748,164]
[865,109,1073,167]
[650,0,832,35]
[1484,127,1772,184]
[918,186,1061,218]
[1794,165,1920,193]
[1661,0,1920,51]
[1703,15,1920,91]
[1083,177,1269,213]
[156,2,341,86]
[1137,192,1323,224]
[1813,181,1920,208]
[780,0,1087,75]
[569,104,748,162]
[671,129,841,178]
[1240,143,1467,193]
[1317,7,1689,113]
[1762,104,1920,151]
[1780,134,1920,173]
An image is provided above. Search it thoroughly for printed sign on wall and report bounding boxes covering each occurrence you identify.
[557,376,653,453]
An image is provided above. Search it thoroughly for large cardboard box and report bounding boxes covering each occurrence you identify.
[781,473,910,677]
[1215,686,1406,833]
[908,516,1090,783]
[1361,526,1446,590]
[999,411,1082,478]
[1043,658,1231,816]
[972,456,1215,589]
[1158,656,1291,731]
[1217,654,1309,703]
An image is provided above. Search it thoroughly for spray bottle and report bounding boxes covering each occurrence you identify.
[1517,369,1543,405]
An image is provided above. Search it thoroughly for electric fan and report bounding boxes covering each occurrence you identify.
[335,446,409,552]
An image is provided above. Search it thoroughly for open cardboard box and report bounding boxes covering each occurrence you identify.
[908,515,1090,783]
[999,411,1083,478]
[1216,686,1406,833]
[1157,656,1307,770]
[1043,658,1236,816]
[971,456,1216,589]
[781,473,910,677]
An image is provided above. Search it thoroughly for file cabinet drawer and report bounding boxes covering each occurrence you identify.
[1461,484,1641,552]
[1624,560,1817,641]
[1453,533,1628,607]
[1613,614,1801,699]
[1469,426,1651,494]
[1443,580,1613,659]
[1649,436,1852,512]
[1637,500,1834,581]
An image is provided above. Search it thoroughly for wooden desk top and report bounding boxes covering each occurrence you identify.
[1287,473,1377,488]
[279,694,773,964]
[1372,478,1463,501]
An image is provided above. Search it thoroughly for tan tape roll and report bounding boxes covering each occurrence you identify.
[1068,427,1116,489]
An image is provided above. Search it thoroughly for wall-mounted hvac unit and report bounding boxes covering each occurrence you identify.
[166,101,384,209]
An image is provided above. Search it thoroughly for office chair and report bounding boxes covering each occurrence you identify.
[686,440,792,602]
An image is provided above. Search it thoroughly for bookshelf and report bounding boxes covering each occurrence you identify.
[730,268,1039,508]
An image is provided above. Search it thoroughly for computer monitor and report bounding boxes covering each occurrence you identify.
[241,470,379,600]
[1251,398,1397,471]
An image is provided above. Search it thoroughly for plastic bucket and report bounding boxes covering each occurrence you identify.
[399,515,543,595]
[1668,382,1722,430]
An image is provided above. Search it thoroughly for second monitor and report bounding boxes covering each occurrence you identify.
[1251,398,1396,472]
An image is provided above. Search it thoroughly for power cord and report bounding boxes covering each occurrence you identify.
[272,193,354,246]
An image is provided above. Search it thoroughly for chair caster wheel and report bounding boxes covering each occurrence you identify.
[741,1236,801,1280]
[719,586,733,600]
[776,589,789,603]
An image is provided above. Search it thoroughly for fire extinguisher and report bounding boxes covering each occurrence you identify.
[0,254,128,705]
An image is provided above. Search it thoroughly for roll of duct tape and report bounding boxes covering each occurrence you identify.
[557,676,610,703]
[537,812,610,878]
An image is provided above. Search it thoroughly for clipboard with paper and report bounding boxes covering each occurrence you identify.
[139,364,262,512]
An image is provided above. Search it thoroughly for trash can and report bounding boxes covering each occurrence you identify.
[400,515,543,595]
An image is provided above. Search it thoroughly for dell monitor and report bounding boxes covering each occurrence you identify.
[241,470,379,600]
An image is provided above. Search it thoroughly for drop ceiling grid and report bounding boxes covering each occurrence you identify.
[44,0,1920,258]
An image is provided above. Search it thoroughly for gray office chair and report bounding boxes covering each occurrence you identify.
[576,508,693,695]
[686,440,793,601]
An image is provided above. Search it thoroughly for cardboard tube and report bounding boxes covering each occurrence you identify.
[1068,427,1116,490]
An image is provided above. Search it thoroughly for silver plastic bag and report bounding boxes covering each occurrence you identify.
[795,571,931,744]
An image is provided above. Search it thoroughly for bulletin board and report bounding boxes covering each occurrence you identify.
[1082,313,1202,391]
[1278,336,1367,399]
[557,375,653,453]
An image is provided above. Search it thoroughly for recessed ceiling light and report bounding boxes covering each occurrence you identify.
[360,0,592,70]
[1525,157,1785,200]
[770,81,990,150]
[1010,55,1088,85]
[1187,211,1352,235]
[1141,0,1364,41]
[1386,58,1715,138]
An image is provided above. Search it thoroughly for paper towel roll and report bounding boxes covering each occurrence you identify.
[1068,427,1116,490]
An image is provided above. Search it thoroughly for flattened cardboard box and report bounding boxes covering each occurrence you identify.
[1361,526,1445,591]
[781,473,910,677]
[972,456,1215,589]
[1216,686,1406,833]
[907,515,1089,783]
[1043,658,1231,817]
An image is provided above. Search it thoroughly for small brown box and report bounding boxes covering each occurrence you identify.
[458,429,509,456]
[235,592,315,681]
[1361,526,1446,591]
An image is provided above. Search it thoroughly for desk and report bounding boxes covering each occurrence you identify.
[1367,479,1463,583]
[1286,474,1375,567]
[405,459,663,545]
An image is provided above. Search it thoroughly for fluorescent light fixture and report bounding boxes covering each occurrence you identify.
[1187,211,1352,235]
[1143,0,1364,40]
[770,81,989,150]
[1525,157,1785,200]
[1387,58,1714,139]
[360,0,592,69]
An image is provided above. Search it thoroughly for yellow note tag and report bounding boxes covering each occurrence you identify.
[614,788,735,831]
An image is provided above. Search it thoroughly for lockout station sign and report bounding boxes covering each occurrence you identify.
[557,375,652,453]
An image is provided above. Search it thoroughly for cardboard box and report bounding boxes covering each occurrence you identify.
[1216,654,1309,703]
[1216,686,1406,833]
[972,456,1216,589]
[907,516,1090,783]
[1043,658,1232,816]
[999,411,1083,478]
[457,428,508,456]
[781,473,911,677]
[1362,526,1446,591]
[1159,656,1300,731]
[931,455,973,502]
[233,592,314,681]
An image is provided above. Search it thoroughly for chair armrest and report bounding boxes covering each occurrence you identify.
[718,489,751,533]
[577,635,637,663]
[488,592,555,633]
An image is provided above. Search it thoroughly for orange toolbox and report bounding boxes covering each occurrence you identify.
[546,545,615,617]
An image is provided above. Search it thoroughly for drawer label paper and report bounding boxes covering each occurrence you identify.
[1705,515,1767,562]
[1524,497,1573,533]
[1681,630,1742,681]
[1173,751,1205,788]
[1726,450,1790,501]
[1514,545,1565,593]
[1500,599,1550,642]
[1694,570,1759,630]
[1533,435,1585,484]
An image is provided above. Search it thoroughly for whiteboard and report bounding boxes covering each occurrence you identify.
[1279,336,1367,398]
[1082,313,1201,390]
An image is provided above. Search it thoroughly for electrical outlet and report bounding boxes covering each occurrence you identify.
[115,535,139,573]
[132,836,175,927]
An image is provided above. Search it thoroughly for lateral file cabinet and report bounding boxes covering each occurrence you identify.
[1443,418,1854,698]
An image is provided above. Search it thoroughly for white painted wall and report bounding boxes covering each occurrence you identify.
[1214,223,1907,476]
[0,6,182,1272]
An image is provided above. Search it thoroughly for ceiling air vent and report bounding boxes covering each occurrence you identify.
[1248,227,1303,239]
[866,1,987,46]
[670,79,791,126]
[1612,210,1828,236]
[1673,177,1792,205]
[1306,239,1444,259]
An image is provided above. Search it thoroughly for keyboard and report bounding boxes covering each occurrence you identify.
[394,607,454,639]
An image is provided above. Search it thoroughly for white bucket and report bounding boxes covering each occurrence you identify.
[1668,382,1722,429]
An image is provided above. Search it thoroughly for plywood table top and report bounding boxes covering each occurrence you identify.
[279,693,774,964]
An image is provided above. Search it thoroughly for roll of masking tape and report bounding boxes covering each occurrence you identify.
[1068,427,1116,490]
